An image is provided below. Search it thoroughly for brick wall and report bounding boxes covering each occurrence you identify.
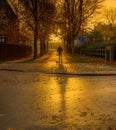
[0,0,19,45]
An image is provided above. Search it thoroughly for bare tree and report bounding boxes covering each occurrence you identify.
[59,0,103,54]
[104,8,116,25]
[16,0,56,58]
[37,1,56,55]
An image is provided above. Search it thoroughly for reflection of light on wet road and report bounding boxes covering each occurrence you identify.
[35,76,116,127]
[35,76,87,123]
[0,72,116,129]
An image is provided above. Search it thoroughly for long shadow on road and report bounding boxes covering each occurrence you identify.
[25,63,69,130]
[56,63,68,120]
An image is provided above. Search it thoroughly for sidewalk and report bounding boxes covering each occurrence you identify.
[0,51,116,75]
[44,52,116,75]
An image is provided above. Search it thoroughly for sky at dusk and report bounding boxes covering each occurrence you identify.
[103,0,116,7]
[90,0,116,24]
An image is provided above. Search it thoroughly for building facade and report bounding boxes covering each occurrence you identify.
[0,0,19,45]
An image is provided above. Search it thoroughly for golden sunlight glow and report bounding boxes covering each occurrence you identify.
[104,0,116,7]
[88,0,116,27]
[54,37,59,41]
[50,34,61,41]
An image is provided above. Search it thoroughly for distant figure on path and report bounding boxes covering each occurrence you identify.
[57,45,63,63]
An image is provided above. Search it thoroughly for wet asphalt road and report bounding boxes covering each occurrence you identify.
[0,52,116,130]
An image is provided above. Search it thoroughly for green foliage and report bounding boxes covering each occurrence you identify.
[110,36,116,44]
[86,29,104,44]
[75,29,107,50]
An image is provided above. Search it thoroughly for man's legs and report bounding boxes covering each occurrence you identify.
[59,55,60,63]
[59,54,62,63]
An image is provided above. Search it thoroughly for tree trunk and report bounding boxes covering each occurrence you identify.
[66,31,74,54]
[33,28,38,59]
[40,40,43,56]
[40,39,46,56]
[66,33,72,53]
[46,41,49,53]
[71,29,75,55]
[71,35,74,55]
[33,0,38,59]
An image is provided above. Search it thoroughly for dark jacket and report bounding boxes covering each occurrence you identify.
[57,46,63,55]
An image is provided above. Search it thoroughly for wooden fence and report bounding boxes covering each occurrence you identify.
[75,46,116,60]
[75,48,105,58]
[0,44,32,61]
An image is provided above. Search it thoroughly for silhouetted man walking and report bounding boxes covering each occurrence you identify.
[57,45,63,63]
